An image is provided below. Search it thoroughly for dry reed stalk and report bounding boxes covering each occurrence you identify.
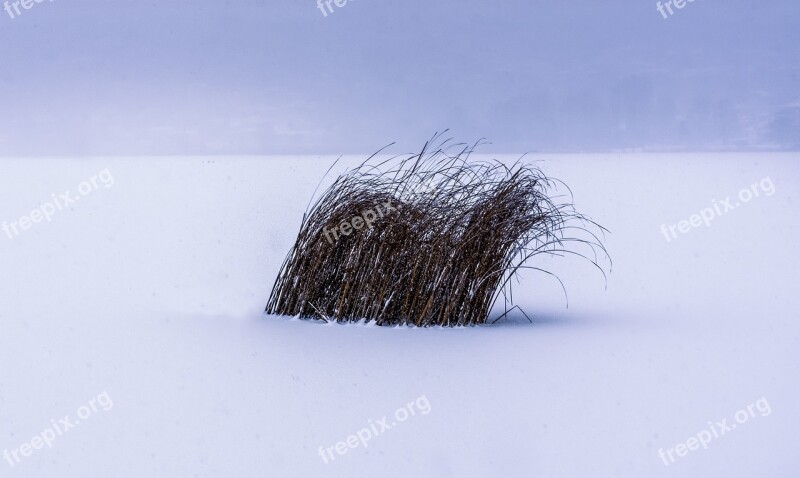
[266,133,608,326]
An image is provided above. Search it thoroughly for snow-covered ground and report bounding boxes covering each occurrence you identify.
[1,153,798,477]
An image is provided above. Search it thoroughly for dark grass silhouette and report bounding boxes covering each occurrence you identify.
[266,134,608,327]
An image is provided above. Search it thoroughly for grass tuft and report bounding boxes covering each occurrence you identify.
[266,133,609,326]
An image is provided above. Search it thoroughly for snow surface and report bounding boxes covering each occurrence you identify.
[1,153,798,477]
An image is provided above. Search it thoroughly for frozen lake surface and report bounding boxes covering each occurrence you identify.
[1,153,798,477]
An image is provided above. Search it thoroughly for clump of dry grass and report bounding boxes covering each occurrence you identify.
[266,133,608,326]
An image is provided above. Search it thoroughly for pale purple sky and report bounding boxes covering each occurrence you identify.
[0,0,797,155]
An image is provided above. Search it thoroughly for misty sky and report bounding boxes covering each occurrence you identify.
[0,0,797,155]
